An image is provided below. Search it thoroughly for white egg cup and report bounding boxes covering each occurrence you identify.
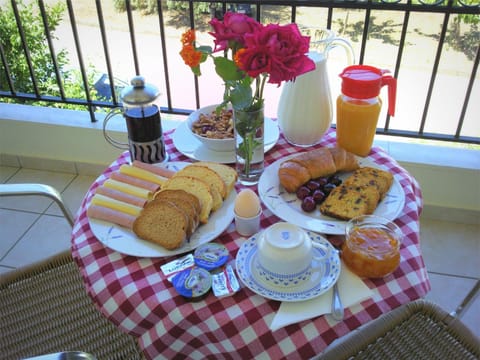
[255,222,331,287]
[235,209,262,237]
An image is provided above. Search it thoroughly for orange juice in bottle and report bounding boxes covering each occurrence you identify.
[336,65,396,157]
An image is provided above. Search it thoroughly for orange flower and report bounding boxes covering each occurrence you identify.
[233,48,246,69]
[180,44,202,68]
[181,29,195,46]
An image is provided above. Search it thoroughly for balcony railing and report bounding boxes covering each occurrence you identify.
[0,0,479,144]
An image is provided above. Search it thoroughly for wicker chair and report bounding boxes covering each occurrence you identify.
[316,299,480,360]
[0,184,144,360]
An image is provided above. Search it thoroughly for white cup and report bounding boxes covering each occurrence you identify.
[255,222,330,287]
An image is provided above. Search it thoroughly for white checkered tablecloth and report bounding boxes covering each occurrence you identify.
[72,127,430,359]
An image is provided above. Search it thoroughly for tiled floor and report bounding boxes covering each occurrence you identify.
[1,164,479,340]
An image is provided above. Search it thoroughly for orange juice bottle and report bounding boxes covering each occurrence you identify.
[336,65,396,157]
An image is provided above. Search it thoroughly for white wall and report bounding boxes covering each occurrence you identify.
[1,103,479,219]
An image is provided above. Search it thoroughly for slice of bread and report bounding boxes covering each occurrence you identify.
[151,189,200,237]
[174,165,225,211]
[189,162,237,197]
[133,200,188,250]
[161,176,213,224]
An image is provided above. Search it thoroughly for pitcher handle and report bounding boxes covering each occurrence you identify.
[328,37,355,65]
[103,108,129,149]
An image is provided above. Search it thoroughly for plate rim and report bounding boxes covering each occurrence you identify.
[88,161,236,257]
[172,116,280,164]
[258,154,406,235]
[235,231,341,302]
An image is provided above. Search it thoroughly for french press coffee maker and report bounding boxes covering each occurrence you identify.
[103,75,168,164]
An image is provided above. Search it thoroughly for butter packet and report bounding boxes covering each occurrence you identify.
[211,263,241,298]
[160,254,195,282]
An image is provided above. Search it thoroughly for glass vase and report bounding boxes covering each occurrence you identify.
[234,107,265,186]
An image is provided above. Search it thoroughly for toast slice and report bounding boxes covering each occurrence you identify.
[151,189,200,237]
[174,165,225,211]
[161,175,213,224]
[133,201,188,250]
[189,162,237,197]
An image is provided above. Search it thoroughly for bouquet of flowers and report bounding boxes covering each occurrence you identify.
[180,12,315,181]
[181,12,314,112]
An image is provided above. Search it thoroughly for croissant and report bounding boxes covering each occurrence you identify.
[278,147,359,193]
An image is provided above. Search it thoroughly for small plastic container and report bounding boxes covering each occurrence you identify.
[194,243,229,271]
[172,267,212,300]
[342,215,402,278]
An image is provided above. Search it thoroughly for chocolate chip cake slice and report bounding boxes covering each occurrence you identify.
[319,184,381,220]
[343,167,393,199]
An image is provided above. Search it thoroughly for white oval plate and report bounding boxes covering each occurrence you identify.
[235,231,341,302]
[88,162,235,258]
[172,115,280,164]
[258,155,405,235]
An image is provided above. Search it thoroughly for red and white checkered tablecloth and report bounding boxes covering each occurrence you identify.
[71,127,430,360]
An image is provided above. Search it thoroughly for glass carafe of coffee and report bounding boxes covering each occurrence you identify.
[103,75,168,164]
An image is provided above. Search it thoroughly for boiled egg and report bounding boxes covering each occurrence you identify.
[234,189,261,218]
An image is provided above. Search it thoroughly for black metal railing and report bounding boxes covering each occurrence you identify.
[0,0,479,144]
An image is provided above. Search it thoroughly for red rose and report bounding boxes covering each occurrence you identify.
[237,24,315,85]
[209,12,263,52]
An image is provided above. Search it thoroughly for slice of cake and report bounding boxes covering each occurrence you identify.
[344,167,393,198]
[319,185,379,220]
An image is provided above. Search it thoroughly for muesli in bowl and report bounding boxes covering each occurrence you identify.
[187,105,235,152]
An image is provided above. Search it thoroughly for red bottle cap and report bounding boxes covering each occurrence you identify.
[340,65,397,116]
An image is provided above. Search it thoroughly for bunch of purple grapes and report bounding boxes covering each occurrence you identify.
[296,175,342,212]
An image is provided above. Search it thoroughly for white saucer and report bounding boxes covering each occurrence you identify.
[235,231,341,302]
[172,117,280,164]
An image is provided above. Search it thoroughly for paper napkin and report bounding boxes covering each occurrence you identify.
[270,261,374,331]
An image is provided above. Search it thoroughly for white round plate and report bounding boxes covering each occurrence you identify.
[258,156,405,235]
[88,162,235,257]
[236,231,341,302]
[172,116,280,164]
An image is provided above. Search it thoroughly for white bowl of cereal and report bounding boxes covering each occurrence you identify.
[187,105,235,152]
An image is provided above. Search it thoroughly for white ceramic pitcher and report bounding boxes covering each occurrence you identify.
[277,28,354,147]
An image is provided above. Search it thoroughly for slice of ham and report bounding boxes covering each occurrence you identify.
[95,186,147,208]
[87,204,136,230]
[110,172,160,193]
[132,160,175,178]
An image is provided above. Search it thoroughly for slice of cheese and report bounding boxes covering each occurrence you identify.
[119,164,167,186]
[103,178,152,200]
[91,194,142,216]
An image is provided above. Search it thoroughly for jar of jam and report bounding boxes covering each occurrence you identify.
[342,215,401,278]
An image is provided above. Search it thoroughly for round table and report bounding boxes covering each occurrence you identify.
[72,127,430,360]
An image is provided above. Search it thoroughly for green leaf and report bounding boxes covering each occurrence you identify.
[228,78,255,110]
[197,45,212,55]
[213,57,244,81]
